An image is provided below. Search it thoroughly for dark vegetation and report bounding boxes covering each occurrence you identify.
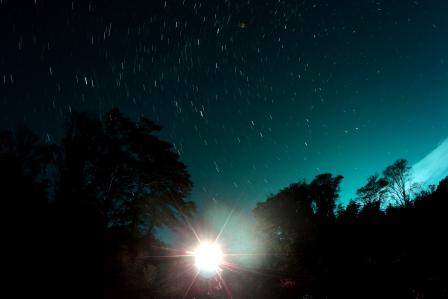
[253,170,448,298]
[1,109,447,298]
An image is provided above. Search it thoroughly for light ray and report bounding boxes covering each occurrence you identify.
[220,261,280,279]
[182,271,200,299]
[138,254,194,258]
[169,193,202,243]
[214,208,235,244]
[223,252,264,257]
[150,244,191,253]
[217,270,233,299]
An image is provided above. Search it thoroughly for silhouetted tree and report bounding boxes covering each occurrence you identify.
[254,181,314,237]
[383,159,418,207]
[309,173,343,221]
[253,174,343,296]
[3,115,448,299]
[254,181,314,270]
[0,127,54,208]
[0,127,56,297]
[46,109,196,298]
[56,109,195,238]
[356,174,388,206]
[253,170,448,298]
[337,199,360,222]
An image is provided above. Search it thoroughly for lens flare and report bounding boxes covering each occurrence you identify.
[193,241,223,273]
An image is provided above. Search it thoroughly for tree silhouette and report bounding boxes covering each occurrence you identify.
[253,169,448,298]
[0,110,197,298]
[252,174,344,297]
[0,127,54,207]
[309,173,343,221]
[254,181,314,269]
[0,127,56,297]
[356,174,388,207]
[56,109,195,237]
[382,159,418,207]
[2,115,448,298]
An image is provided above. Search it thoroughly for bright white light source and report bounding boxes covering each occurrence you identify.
[193,241,223,273]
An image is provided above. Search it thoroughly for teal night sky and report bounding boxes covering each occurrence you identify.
[1,0,448,213]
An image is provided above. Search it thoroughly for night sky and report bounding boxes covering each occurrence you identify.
[1,0,448,216]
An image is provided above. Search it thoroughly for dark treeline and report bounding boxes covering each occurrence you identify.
[1,109,195,298]
[1,109,447,298]
[253,171,448,298]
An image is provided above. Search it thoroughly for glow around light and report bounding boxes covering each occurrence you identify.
[193,241,223,273]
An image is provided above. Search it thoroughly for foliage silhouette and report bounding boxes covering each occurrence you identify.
[357,174,388,206]
[253,163,448,298]
[0,110,195,298]
[1,116,447,299]
[383,159,419,207]
[0,127,55,296]
[56,109,195,236]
